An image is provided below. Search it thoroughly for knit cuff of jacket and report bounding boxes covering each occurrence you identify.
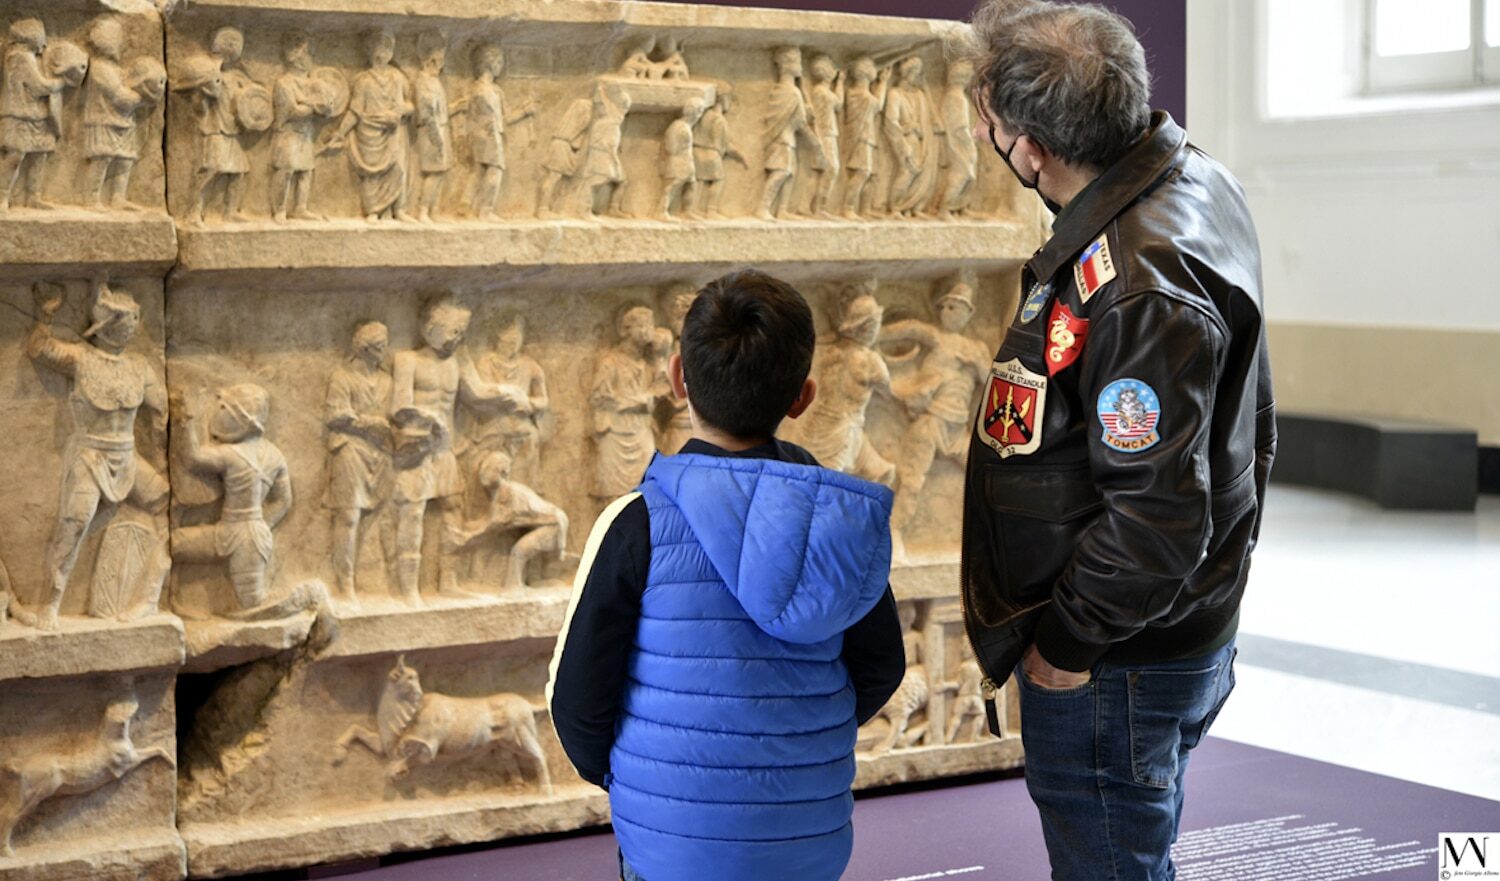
[1033,607,1108,673]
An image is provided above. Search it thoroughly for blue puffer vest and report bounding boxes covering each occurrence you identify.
[609,452,893,881]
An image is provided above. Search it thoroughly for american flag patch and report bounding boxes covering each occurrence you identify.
[1074,235,1117,304]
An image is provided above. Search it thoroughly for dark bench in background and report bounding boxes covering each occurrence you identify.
[1271,413,1478,511]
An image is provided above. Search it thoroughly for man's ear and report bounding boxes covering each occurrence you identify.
[1020,133,1048,177]
[669,353,688,402]
[785,377,817,420]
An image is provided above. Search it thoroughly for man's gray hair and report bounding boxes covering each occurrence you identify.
[966,0,1151,169]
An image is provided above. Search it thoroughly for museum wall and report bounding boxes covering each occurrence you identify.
[1188,0,1500,445]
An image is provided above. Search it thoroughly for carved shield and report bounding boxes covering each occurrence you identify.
[235,83,275,132]
[312,67,350,118]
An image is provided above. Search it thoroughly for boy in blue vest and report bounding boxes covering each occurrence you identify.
[549,269,905,881]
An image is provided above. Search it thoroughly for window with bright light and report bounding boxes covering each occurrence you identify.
[1262,0,1500,118]
[1367,0,1500,92]
[1375,0,1470,55]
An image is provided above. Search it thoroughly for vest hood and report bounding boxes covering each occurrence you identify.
[642,453,893,645]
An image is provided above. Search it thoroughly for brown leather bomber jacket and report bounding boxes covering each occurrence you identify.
[961,112,1278,679]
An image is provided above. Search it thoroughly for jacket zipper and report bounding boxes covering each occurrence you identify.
[962,262,1046,738]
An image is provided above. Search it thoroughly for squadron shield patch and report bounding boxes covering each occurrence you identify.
[1074,235,1116,304]
[1097,378,1161,453]
[1019,281,1052,324]
[977,358,1047,459]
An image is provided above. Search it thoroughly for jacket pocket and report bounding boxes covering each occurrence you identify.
[982,465,1103,612]
[964,465,1103,679]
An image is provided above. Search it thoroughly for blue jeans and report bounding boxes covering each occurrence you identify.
[1017,640,1237,881]
[619,849,646,881]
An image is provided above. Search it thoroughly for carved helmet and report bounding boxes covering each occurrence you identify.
[84,284,142,340]
[214,383,271,440]
[836,281,884,336]
[933,275,977,311]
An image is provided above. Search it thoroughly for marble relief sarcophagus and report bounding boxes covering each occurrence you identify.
[0,1,1046,877]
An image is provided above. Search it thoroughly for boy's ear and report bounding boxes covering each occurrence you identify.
[785,377,817,420]
[669,353,688,402]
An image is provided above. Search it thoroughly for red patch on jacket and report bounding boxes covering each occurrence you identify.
[1045,303,1089,376]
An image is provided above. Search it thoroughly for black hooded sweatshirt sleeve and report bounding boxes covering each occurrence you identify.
[548,439,905,790]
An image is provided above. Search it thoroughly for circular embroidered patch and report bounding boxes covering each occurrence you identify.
[1019,281,1052,324]
[1097,378,1161,453]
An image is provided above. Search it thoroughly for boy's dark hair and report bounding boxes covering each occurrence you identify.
[680,269,815,441]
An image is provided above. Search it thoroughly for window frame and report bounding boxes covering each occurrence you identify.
[1363,0,1500,93]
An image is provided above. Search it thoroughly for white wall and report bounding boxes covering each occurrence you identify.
[1186,0,1500,332]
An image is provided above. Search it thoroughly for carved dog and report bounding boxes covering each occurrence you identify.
[0,699,174,856]
[333,656,553,794]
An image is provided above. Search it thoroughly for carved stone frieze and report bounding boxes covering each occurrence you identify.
[0,1,1048,877]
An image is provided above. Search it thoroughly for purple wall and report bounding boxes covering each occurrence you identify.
[648,0,1188,126]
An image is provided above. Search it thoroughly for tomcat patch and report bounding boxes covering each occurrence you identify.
[1097,378,1161,453]
[977,358,1047,459]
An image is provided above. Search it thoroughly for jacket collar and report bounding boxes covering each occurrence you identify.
[1028,111,1189,283]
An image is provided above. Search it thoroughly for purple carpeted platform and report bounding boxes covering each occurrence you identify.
[315,739,1500,881]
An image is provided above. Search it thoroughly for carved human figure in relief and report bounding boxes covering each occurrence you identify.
[944,644,989,744]
[19,279,167,631]
[655,283,698,455]
[171,384,293,613]
[884,55,939,219]
[803,53,843,219]
[687,86,744,219]
[409,31,453,224]
[270,31,336,222]
[457,43,536,222]
[183,26,255,225]
[0,19,81,212]
[457,450,569,590]
[757,47,824,221]
[882,278,989,555]
[472,312,548,484]
[840,56,890,219]
[581,82,632,218]
[791,284,894,485]
[0,697,174,857]
[323,30,414,223]
[536,96,591,219]
[591,304,668,498]
[389,297,512,602]
[83,17,165,211]
[933,59,979,218]
[324,321,393,604]
[871,603,929,754]
[333,655,552,793]
[659,99,706,220]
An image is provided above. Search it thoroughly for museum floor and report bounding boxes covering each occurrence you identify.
[1216,484,1500,803]
[277,485,1500,880]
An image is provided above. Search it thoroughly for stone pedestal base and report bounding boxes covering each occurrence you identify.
[181,788,610,878]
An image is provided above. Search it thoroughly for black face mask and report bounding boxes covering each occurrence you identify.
[990,124,1062,215]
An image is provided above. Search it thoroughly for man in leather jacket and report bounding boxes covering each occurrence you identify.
[961,2,1276,878]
